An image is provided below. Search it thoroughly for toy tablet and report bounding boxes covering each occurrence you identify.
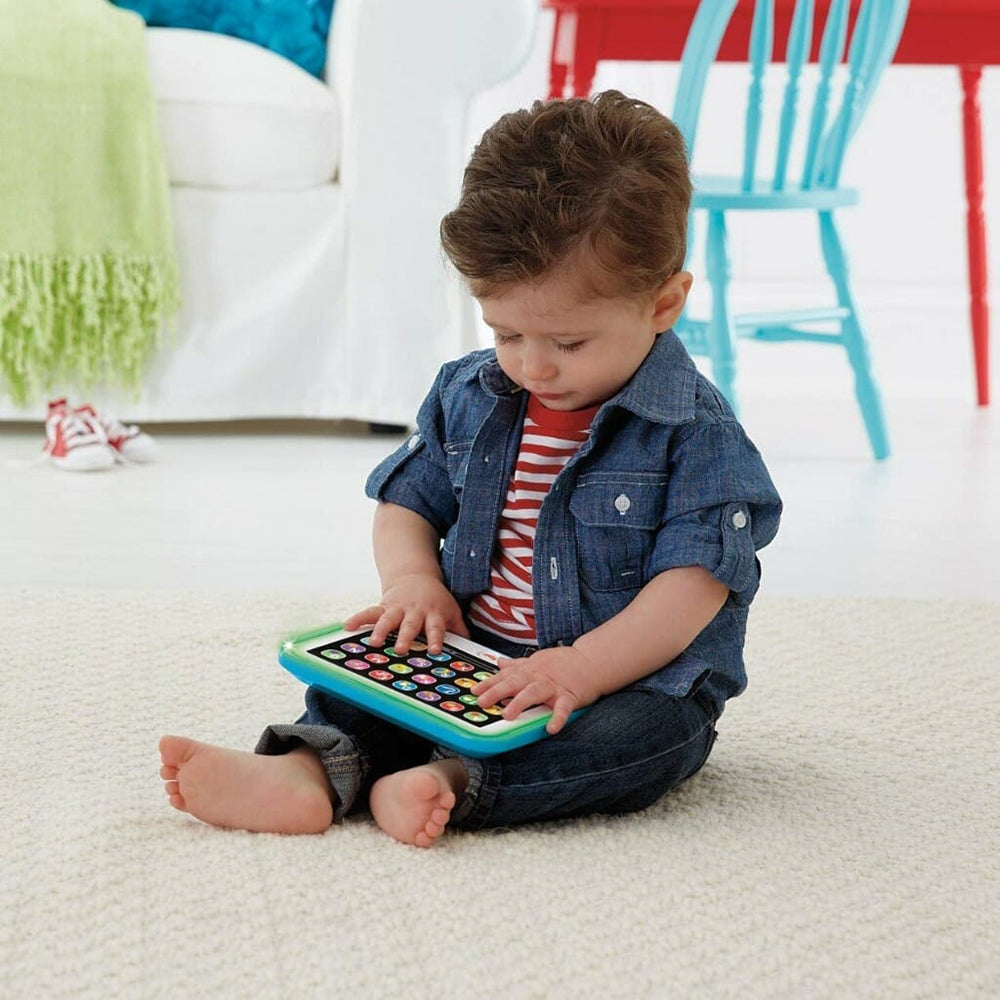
[278,623,587,758]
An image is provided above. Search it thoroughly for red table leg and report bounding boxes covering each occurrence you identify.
[569,12,603,97]
[548,11,571,99]
[960,65,991,405]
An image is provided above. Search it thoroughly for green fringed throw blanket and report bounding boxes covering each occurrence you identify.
[0,0,179,406]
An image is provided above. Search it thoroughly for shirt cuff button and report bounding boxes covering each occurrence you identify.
[732,510,748,529]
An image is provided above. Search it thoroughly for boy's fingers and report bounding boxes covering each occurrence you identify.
[424,614,445,654]
[370,607,403,645]
[472,673,517,708]
[546,696,574,735]
[501,681,547,720]
[344,605,383,629]
[394,612,426,655]
[425,629,443,655]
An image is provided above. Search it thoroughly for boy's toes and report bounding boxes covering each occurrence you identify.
[167,792,187,812]
[414,831,433,848]
[165,779,180,797]
[430,806,450,827]
[440,791,456,810]
[160,764,178,780]
[159,734,196,768]
[424,820,445,839]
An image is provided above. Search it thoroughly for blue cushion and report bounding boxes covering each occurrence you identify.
[112,1,335,78]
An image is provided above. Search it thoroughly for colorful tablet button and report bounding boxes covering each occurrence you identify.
[341,643,366,654]
[435,684,461,696]
[428,651,451,662]
[407,657,432,668]
[463,711,488,723]
[450,660,475,673]
[472,671,492,681]
[440,701,464,713]
[364,653,390,664]
[431,667,456,679]
[369,670,394,682]
[392,680,418,692]
[389,663,414,675]
[455,678,477,689]
[319,649,346,661]
[344,659,369,671]
[412,673,436,685]
[415,690,441,703]
[483,706,504,716]
[361,635,383,647]
[459,694,479,705]
[408,640,427,651]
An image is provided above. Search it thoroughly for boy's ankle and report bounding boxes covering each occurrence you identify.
[433,757,469,800]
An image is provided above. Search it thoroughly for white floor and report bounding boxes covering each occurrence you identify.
[3,333,998,603]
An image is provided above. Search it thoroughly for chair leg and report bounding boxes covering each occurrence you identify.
[704,210,739,412]
[818,211,890,460]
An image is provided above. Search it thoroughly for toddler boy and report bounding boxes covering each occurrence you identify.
[159,90,782,847]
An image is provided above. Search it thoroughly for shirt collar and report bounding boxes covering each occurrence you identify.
[475,328,697,425]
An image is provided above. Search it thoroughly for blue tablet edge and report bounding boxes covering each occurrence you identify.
[278,647,584,759]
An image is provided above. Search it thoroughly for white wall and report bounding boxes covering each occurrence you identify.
[465,10,1000,404]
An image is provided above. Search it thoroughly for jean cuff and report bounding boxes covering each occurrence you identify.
[255,723,368,824]
[430,746,503,829]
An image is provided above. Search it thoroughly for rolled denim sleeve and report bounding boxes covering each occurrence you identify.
[364,363,459,537]
[648,421,782,606]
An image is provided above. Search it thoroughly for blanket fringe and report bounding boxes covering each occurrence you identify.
[0,251,179,407]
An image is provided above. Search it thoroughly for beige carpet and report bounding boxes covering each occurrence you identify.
[1,589,997,999]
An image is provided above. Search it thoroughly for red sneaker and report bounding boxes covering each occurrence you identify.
[42,399,116,472]
[75,404,158,463]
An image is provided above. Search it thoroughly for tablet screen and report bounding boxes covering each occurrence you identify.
[305,629,508,729]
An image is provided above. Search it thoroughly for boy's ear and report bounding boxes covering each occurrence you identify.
[649,271,693,331]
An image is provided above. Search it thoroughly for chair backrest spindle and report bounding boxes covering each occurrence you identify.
[773,0,815,191]
[673,0,909,194]
[801,0,850,189]
[741,0,774,192]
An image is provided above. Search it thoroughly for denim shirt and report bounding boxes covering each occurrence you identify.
[365,330,782,717]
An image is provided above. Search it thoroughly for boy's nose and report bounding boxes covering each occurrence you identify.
[521,345,556,382]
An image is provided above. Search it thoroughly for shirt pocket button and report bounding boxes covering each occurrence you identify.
[614,494,631,514]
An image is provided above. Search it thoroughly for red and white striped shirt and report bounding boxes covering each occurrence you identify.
[468,393,600,644]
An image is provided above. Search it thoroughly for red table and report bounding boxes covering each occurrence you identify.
[543,0,998,405]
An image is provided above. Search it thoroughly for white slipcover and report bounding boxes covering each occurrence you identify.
[0,0,538,423]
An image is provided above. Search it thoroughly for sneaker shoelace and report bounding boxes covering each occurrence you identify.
[99,413,139,443]
[6,410,110,468]
[55,411,109,450]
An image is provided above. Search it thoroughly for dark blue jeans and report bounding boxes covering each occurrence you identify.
[256,626,718,830]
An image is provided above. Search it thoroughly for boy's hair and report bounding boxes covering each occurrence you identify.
[440,89,692,301]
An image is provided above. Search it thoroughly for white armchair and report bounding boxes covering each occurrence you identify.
[0,0,537,423]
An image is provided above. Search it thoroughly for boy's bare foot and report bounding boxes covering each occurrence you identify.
[158,735,335,834]
[369,759,467,848]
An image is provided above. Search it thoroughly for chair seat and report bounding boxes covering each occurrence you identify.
[146,28,340,191]
[692,175,859,211]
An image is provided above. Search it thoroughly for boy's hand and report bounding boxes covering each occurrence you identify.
[344,574,469,655]
[471,647,600,735]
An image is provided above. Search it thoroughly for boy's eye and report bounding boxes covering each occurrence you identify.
[493,333,584,352]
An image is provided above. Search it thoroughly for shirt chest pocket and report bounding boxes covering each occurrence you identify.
[444,440,474,499]
[569,477,667,592]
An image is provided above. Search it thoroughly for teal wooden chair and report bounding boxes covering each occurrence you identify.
[672,0,910,459]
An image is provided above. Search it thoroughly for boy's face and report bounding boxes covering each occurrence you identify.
[479,266,692,411]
